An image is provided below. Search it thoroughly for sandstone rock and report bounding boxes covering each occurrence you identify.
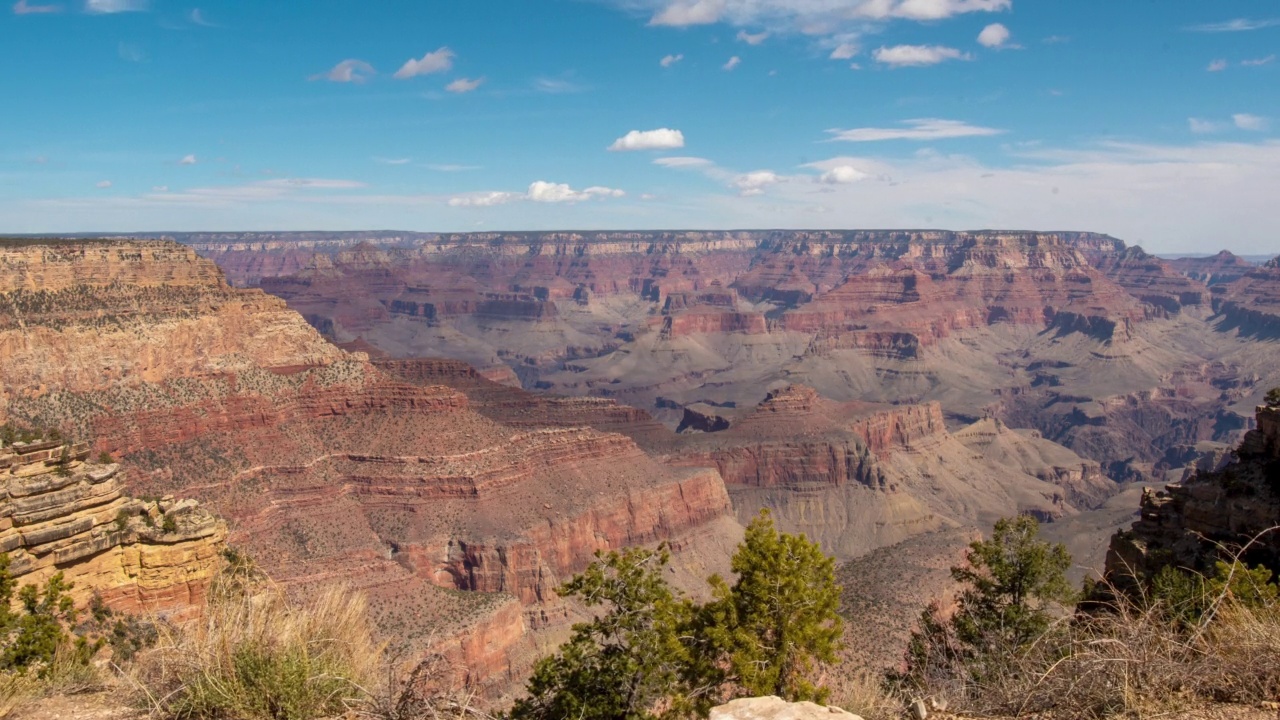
[710,696,864,720]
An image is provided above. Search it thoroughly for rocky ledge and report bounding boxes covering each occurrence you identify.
[0,437,225,618]
[1105,403,1280,586]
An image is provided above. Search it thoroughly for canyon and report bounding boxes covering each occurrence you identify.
[2,231,1277,698]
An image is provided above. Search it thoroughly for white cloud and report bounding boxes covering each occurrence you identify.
[311,59,375,83]
[1189,118,1224,134]
[1188,18,1280,32]
[660,53,684,67]
[609,128,686,152]
[733,170,781,196]
[1207,59,1228,72]
[374,157,411,165]
[450,182,625,207]
[977,22,1010,48]
[1242,55,1276,67]
[649,0,725,26]
[1234,113,1269,131]
[873,44,970,67]
[446,77,484,93]
[13,0,59,14]
[829,42,858,60]
[723,55,741,70]
[448,192,521,208]
[736,29,768,44]
[639,0,1009,29]
[394,47,455,79]
[827,118,1003,142]
[818,165,869,184]
[654,156,714,168]
[189,8,215,26]
[84,0,145,12]
[151,185,168,193]
[258,178,366,189]
[95,180,112,189]
[180,154,197,165]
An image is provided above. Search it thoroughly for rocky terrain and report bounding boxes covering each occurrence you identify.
[0,238,742,693]
[0,436,224,618]
[219,232,1279,486]
[1105,401,1280,586]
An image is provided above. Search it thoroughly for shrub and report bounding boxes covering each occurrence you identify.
[1266,387,1280,407]
[133,583,380,720]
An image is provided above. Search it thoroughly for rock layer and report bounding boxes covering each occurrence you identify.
[0,438,224,618]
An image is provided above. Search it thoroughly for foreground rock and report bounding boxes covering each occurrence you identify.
[710,696,864,720]
[0,437,224,618]
[1105,402,1280,585]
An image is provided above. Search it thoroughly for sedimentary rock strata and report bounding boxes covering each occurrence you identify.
[1105,403,1280,586]
[0,437,224,617]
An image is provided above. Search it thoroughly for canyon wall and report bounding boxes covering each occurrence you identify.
[0,437,224,618]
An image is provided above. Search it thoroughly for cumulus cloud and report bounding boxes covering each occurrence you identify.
[1234,113,1269,131]
[450,181,625,207]
[84,0,145,12]
[446,77,485,93]
[448,191,521,207]
[661,53,684,67]
[977,22,1010,48]
[873,44,970,67]
[733,170,781,196]
[180,154,197,165]
[650,0,725,26]
[1242,55,1276,67]
[311,59,375,83]
[638,0,1009,29]
[818,165,869,184]
[13,0,60,14]
[1188,18,1280,32]
[736,29,768,44]
[723,55,741,70]
[827,118,1003,142]
[1207,59,1228,72]
[394,47,455,79]
[1189,118,1224,134]
[829,42,858,59]
[653,156,714,167]
[609,128,686,152]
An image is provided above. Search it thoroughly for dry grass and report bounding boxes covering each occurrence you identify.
[826,671,902,720]
[131,584,381,720]
[906,577,1280,719]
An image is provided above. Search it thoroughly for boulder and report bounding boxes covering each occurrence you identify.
[710,696,865,720]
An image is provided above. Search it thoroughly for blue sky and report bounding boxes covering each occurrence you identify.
[1,0,1278,253]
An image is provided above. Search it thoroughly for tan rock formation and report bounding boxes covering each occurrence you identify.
[710,696,865,720]
[0,437,224,617]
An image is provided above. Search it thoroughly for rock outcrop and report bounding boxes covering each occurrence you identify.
[1104,403,1280,586]
[0,437,224,618]
[710,696,865,720]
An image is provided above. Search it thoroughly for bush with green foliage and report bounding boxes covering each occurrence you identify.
[897,515,1073,692]
[508,510,844,719]
[1266,387,1280,407]
[1151,560,1280,628]
[701,510,842,703]
[509,547,699,720]
[0,554,99,676]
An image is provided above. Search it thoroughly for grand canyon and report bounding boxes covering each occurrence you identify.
[2,230,1277,712]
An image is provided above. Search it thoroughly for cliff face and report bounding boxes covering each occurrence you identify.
[0,241,347,422]
[667,385,1112,559]
[1105,404,1280,586]
[1213,257,1280,339]
[0,239,740,694]
[0,438,224,618]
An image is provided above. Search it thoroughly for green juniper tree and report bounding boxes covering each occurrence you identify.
[1266,387,1280,408]
[900,515,1073,690]
[702,509,843,703]
[509,546,701,720]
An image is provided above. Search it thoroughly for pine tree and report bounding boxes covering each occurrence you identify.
[703,509,843,703]
[509,546,699,720]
